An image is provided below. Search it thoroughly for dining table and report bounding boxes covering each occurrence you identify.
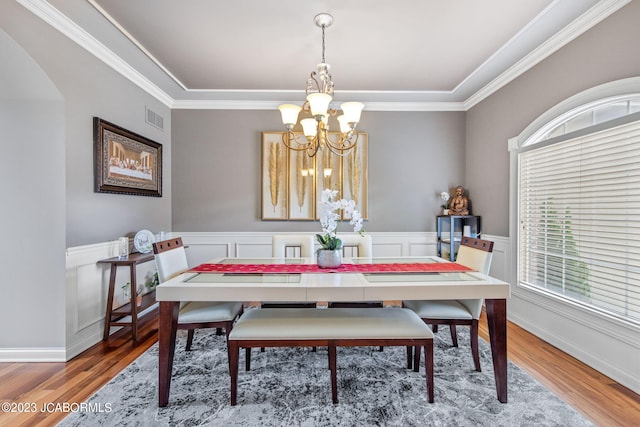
[155,256,511,407]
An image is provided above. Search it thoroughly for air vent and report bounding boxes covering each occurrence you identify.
[145,106,164,131]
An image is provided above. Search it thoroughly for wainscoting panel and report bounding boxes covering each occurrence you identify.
[408,242,437,257]
[65,241,114,360]
[177,232,437,261]
[65,240,158,360]
[235,243,272,258]
[183,243,231,266]
[483,234,509,282]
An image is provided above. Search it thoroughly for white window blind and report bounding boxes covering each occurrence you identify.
[519,118,640,324]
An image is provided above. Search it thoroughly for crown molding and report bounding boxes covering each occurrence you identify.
[18,0,631,113]
[464,0,631,110]
[172,99,466,112]
[363,102,466,112]
[17,0,175,107]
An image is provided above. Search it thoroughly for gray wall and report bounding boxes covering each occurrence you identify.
[0,3,172,350]
[466,0,640,236]
[171,110,466,233]
[1,2,172,249]
[0,29,66,348]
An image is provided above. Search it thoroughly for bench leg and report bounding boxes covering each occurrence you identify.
[406,346,413,370]
[449,324,458,347]
[185,330,195,351]
[425,342,434,403]
[413,345,420,372]
[245,347,251,371]
[229,341,239,406]
[329,344,338,404]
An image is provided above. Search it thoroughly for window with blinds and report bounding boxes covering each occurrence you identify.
[519,118,640,325]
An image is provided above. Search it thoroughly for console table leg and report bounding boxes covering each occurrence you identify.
[129,266,138,342]
[102,264,118,341]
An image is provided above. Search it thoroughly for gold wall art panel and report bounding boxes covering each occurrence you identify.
[261,132,288,219]
[261,132,368,220]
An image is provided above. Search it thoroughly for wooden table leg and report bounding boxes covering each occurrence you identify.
[129,265,138,342]
[485,298,508,403]
[229,340,239,406]
[329,344,338,404]
[102,264,118,341]
[158,301,179,407]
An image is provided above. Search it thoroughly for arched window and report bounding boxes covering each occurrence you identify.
[511,80,640,326]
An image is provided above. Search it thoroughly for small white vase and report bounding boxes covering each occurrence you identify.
[443,209,449,215]
[317,249,342,268]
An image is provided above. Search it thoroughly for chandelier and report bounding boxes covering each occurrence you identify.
[278,13,364,157]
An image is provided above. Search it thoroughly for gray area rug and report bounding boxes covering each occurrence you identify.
[58,326,592,426]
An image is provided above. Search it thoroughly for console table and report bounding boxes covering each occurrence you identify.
[437,215,482,261]
[98,252,157,342]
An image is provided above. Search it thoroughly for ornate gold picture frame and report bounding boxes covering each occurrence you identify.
[94,117,162,197]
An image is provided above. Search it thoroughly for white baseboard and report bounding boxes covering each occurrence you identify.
[0,348,66,362]
[508,308,640,394]
[508,284,640,394]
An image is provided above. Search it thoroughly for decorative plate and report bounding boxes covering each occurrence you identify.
[134,229,155,253]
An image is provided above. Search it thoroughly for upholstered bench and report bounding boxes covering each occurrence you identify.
[228,307,434,405]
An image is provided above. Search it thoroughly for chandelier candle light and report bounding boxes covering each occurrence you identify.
[278,13,364,157]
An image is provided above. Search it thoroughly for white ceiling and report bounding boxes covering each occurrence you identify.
[31,0,629,109]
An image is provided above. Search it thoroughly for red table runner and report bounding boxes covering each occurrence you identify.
[188,262,472,274]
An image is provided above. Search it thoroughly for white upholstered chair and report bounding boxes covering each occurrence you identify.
[153,237,243,351]
[338,234,373,257]
[271,234,316,258]
[403,237,494,371]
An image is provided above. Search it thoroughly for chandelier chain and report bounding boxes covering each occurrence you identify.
[321,24,326,63]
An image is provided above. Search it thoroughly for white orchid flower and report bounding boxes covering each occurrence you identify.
[317,189,366,249]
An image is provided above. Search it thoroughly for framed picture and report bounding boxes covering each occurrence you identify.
[261,132,289,219]
[94,117,162,197]
[261,131,368,220]
[341,133,368,219]
[289,148,316,220]
[315,141,342,219]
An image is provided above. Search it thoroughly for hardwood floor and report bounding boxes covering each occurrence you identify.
[1,312,638,427]
[0,315,158,427]
[477,313,640,427]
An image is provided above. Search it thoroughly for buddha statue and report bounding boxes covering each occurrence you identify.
[449,186,469,216]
